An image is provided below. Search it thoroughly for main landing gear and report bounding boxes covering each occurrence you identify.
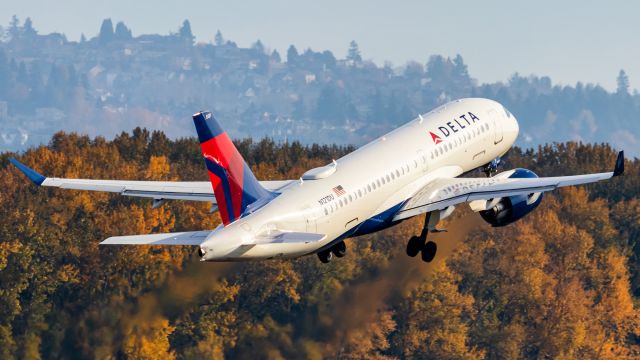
[318,241,346,263]
[406,211,448,263]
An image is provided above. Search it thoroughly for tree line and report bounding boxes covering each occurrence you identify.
[0,131,638,358]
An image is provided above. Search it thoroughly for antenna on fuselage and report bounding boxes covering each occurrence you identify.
[418,114,424,124]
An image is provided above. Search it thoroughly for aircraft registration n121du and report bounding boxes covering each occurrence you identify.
[11,98,625,264]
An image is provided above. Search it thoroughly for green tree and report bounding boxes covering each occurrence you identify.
[616,69,630,95]
[286,45,299,65]
[98,18,114,44]
[178,20,194,45]
[346,40,362,65]
[23,17,36,38]
[114,21,132,40]
[214,30,224,46]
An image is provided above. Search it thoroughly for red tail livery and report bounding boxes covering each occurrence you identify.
[192,111,271,225]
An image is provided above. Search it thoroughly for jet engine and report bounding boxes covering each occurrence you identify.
[476,168,544,227]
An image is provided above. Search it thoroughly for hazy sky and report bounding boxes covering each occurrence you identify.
[3,0,638,91]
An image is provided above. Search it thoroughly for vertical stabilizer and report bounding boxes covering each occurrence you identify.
[193,111,271,225]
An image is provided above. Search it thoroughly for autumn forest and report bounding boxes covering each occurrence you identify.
[1,129,639,359]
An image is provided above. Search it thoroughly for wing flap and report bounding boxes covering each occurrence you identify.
[101,230,212,245]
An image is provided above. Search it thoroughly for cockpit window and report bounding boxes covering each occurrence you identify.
[503,106,512,118]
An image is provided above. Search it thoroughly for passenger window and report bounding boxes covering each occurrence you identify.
[367,184,371,192]
[358,189,362,197]
[324,208,328,215]
[414,160,418,168]
[396,170,400,177]
[348,194,352,202]
[386,175,390,182]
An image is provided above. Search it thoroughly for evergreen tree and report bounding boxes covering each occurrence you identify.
[252,40,265,55]
[23,17,36,37]
[179,19,194,44]
[98,18,114,44]
[270,49,281,63]
[114,21,132,40]
[616,69,630,95]
[286,45,299,65]
[321,50,337,69]
[214,30,224,46]
[8,15,20,40]
[346,40,362,65]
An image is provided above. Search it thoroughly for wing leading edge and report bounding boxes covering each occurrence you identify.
[394,151,624,221]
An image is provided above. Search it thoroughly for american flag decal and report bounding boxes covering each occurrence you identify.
[332,185,346,196]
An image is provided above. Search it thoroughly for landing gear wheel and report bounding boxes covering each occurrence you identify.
[318,250,333,263]
[406,236,424,257]
[421,241,437,263]
[332,241,346,258]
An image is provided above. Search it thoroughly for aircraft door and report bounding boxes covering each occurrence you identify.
[303,204,318,232]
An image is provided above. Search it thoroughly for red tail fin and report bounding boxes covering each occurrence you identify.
[192,111,270,225]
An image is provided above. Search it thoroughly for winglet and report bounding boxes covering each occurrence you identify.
[9,158,46,186]
[613,151,624,177]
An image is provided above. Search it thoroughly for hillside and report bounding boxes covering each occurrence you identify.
[0,131,638,358]
[0,17,639,156]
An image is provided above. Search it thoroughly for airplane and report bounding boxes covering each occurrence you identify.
[10,98,624,264]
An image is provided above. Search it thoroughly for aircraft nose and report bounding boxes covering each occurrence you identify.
[510,114,519,140]
[502,106,519,144]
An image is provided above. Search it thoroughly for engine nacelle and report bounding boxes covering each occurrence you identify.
[479,168,543,227]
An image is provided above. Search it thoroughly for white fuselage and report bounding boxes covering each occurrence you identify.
[200,98,519,261]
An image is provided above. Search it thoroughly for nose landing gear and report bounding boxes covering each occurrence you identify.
[482,157,503,177]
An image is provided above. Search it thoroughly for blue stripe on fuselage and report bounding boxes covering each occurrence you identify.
[350,201,407,237]
[314,201,407,254]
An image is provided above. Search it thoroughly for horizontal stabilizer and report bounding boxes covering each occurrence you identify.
[249,231,326,245]
[101,230,212,245]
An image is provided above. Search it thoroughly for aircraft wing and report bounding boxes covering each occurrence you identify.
[393,151,624,221]
[101,230,212,245]
[9,158,294,205]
